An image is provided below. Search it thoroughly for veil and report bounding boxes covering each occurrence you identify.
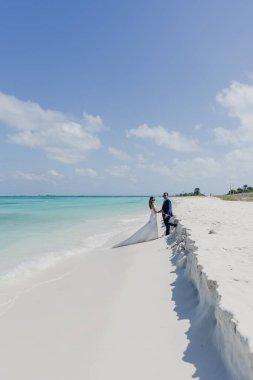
[114,210,160,247]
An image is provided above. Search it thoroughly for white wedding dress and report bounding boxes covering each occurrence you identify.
[115,209,159,247]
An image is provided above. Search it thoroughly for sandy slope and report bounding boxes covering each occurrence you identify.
[174,197,253,347]
[174,196,253,380]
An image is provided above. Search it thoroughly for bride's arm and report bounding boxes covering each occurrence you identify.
[152,205,162,213]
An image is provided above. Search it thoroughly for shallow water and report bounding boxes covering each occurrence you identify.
[0,196,157,279]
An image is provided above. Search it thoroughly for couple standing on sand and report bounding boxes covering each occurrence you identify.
[115,192,177,247]
[149,192,177,236]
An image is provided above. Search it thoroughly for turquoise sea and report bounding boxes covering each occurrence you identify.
[0,196,154,279]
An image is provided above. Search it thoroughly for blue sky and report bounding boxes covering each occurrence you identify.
[1,0,253,195]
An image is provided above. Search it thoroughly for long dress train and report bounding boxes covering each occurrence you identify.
[115,209,159,247]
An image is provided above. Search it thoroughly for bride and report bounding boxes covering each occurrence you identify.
[115,196,161,247]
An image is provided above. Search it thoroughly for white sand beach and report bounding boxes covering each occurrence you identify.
[0,197,253,379]
[174,196,253,380]
[0,227,196,379]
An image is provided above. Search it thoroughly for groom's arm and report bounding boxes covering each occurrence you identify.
[169,200,173,216]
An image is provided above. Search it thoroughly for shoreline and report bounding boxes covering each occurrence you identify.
[0,216,197,380]
[0,200,148,280]
[0,196,153,278]
[1,198,253,379]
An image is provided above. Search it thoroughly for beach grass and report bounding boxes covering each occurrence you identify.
[217,193,253,202]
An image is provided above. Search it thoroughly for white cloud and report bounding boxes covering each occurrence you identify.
[82,112,104,132]
[150,163,172,177]
[148,157,220,180]
[216,81,253,125]
[136,154,221,189]
[75,168,98,177]
[0,92,103,163]
[208,80,253,187]
[108,147,131,161]
[172,157,221,179]
[136,153,146,164]
[214,81,253,145]
[127,123,200,153]
[213,127,240,145]
[47,169,64,178]
[225,148,253,164]
[13,169,65,182]
[224,148,253,179]
[14,171,49,182]
[106,165,129,177]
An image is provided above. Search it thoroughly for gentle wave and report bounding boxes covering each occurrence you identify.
[120,218,140,223]
[2,230,121,281]
[0,196,150,282]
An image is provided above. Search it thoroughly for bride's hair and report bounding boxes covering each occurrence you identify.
[149,196,155,209]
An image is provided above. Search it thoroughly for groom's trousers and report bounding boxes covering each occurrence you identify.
[163,216,174,235]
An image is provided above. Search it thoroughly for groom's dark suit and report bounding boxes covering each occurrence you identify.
[162,198,174,235]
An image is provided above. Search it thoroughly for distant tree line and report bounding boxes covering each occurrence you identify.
[228,184,253,194]
[176,188,205,197]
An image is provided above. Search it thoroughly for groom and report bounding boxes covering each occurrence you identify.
[162,192,177,235]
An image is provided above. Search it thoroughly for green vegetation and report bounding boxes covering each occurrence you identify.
[219,185,253,202]
[219,193,253,201]
[228,184,253,194]
[176,187,205,197]
[219,195,239,201]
